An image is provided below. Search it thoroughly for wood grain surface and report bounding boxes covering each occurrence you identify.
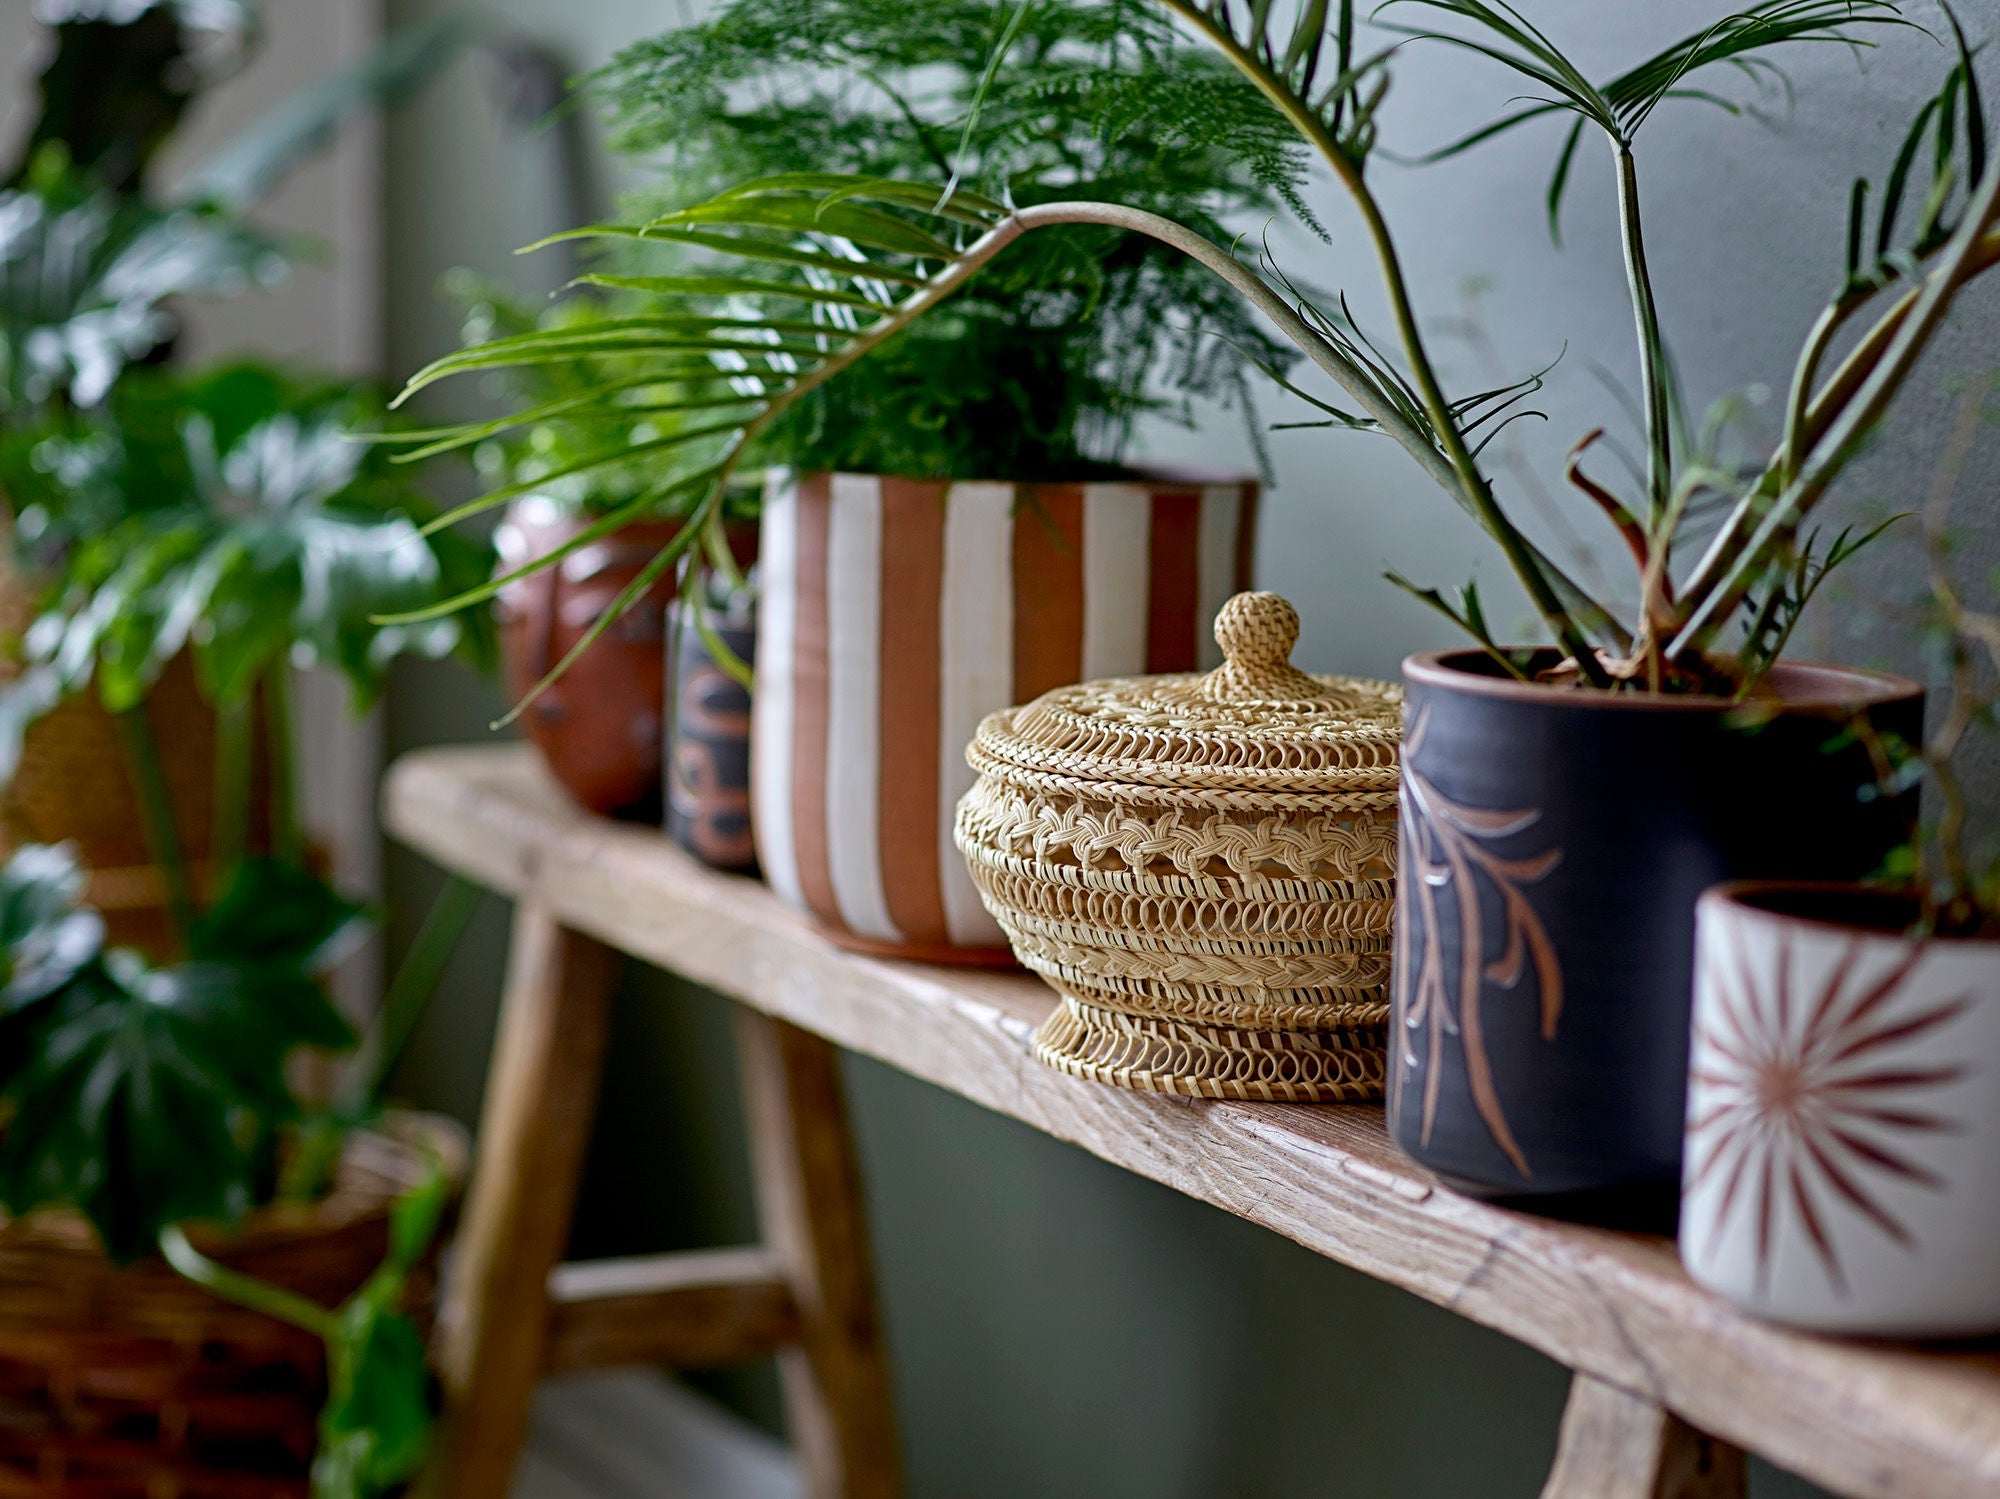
[387,745,2000,1499]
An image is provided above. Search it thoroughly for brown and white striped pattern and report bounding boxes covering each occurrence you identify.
[753,469,1259,961]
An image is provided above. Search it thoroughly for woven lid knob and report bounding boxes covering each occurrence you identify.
[1200,591,1326,702]
[1215,591,1298,668]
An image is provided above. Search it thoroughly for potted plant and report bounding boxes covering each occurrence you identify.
[0,0,464,943]
[0,365,490,1496]
[0,841,469,1499]
[387,0,1988,1180]
[432,276,759,819]
[387,0,1287,960]
[0,10,489,1492]
[1679,380,2000,1335]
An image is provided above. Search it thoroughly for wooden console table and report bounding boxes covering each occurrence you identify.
[386,744,2000,1499]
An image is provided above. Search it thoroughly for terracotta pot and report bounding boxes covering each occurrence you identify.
[753,468,1259,964]
[1388,650,1922,1210]
[494,495,755,821]
[1681,883,2000,1335]
[667,595,757,873]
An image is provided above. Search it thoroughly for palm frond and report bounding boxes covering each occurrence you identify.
[375,181,1027,709]
[1384,0,1909,234]
[1384,570,1532,679]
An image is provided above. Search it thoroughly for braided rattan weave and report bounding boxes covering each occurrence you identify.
[954,592,1402,1102]
[0,1114,464,1499]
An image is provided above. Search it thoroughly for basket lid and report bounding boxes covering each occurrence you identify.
[973,591,1402,794]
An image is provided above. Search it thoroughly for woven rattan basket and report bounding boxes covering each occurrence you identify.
[955,591,1402,1102]
[0,1113,465,1499]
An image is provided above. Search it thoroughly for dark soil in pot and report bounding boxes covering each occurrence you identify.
[1389,648,1923,1209]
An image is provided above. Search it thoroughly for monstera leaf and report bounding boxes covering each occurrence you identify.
[7,365,492,739]
[0,844,103,1013]
[0,167,285,418]
[0,951,297,1258]
[0,842,362,1258]
[0,843,104,1079]
[188,857,363,1053]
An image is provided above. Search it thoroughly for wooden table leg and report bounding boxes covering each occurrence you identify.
[1541,1373,1746,1499]
[735,1010,901,1499]
[433,904,621,1499]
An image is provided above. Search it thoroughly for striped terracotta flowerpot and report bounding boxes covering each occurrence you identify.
[754,468,1258,963]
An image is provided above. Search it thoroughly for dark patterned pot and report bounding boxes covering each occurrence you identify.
[667,596,757,872]
[1388,649,1923,1210]
[494,496,755,821]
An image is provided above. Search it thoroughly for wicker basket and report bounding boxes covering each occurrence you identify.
[0,1114,467,1499]
[0,552,268,957]
[954,591,1403,1102]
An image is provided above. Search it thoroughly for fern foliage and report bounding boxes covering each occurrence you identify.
[564,0,1311,481]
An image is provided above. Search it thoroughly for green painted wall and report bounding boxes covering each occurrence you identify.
[377,4,1998,1495]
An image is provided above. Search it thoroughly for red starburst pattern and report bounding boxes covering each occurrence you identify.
[1686,928,1968,1296]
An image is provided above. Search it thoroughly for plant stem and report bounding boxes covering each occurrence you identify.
[1778,298,1852,487]
[263,667,302,865]
[1613,146,1673,525]
[159,1225,337,1339]
[1681,225,2000,620]
[1672,160,2000,656]
[343,874,481,1112]
[211,691,252,875]
[1153,0,1606,681]
[114,705,194,943]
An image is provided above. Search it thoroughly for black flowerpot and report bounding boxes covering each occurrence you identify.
[1389,649,1922,1208]
[666,596,758,872]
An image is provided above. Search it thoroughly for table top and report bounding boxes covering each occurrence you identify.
[386,744,2000,1499]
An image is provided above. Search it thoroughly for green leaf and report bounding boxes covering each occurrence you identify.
[0,668,69,789]
[158,1161,448,1499]
[575,272,895,312]
[1385,0,1907,223]
[0,175,286,416]
[714,171,1006,223]
[187,858,365,1053]
[0,953,289,1258]
[1546,117,1586,244]
[1946,5,1986,199]
[0,844,104,1014]
[651,197,956,259]
[376,463,727,625]
[410,423,750,539]
[1384,568,1532,679]
[312,1302,433,1499]
[16,367,496,717]
[518,224,934,285]
[310,1163,450,1499]
[1878,96,1940,258]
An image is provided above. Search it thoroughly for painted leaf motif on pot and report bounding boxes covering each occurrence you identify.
[1394,704,1563,1179]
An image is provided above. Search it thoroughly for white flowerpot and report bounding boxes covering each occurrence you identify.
[1680,882,2000,1335]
